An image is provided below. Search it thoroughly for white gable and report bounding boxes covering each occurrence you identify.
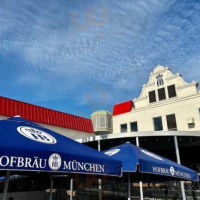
[134,65,199,109]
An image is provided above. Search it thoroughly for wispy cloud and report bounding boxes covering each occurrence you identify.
[0,0,200,117]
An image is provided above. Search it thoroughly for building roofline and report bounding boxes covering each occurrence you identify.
[0,96,90,121]
[76,131,200,143]
[113,92,200,118]
[0,96,94,133]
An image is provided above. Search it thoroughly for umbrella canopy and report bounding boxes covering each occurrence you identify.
[103,142,199,181]
[0,116,122,176]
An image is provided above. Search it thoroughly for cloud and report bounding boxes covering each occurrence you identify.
[0,0,200,117]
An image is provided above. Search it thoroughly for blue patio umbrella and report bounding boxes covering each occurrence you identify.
[0,116,122,200]
[103,142,199,200]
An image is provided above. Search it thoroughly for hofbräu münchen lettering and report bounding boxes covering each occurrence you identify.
[0,155,105,173]
[152,166,191,179]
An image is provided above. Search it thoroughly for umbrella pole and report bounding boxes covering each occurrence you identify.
[70,178,74,200]
[49,176,53,200]
[98,140,102,200]
[136,137,144,200]
[98,179,102,200]
[128,173,131,200]
[139,181,144,200]
[174,136,186,200]
[2,170,10,200]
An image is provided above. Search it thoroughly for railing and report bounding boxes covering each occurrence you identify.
[74,181,200,200]
[1,181,200,200]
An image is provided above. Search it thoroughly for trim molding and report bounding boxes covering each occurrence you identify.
[76,131,200,143]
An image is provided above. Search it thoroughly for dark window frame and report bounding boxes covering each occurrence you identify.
[149,90,156,103]
[153,116,163,131]
[130,121,138,132]
[166,114,177,131]
[120,123,127,133]
[168,84,177,98]
[158,87,166,101]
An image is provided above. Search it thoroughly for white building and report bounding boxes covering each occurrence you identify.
[112,65,200,133]
[80,65,200,199]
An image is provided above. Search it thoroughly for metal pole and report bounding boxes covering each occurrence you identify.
[2,171,10,200]
[98,140,101,152]
[98,140,102,200]
[70,178,74,200]
[136,137,144,200]
[128,173,131,200]
[49,176,53,200]
[139,182,144,200]
[174,136,186,200]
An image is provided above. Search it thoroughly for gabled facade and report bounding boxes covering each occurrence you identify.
[113,65,200,133]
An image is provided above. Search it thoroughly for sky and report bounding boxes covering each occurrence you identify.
[0,0,200,118]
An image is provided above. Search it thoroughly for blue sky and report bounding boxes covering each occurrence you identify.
[0,0,200,118]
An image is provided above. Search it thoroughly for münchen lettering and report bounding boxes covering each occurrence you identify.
[63,160,105,173]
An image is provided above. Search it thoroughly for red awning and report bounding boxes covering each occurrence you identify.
[0,96,93,133]
[113,100,133,116]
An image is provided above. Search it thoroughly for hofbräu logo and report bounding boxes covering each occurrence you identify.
[17,126,57,144]
[170,166,175,176]
[104,149,120,156]
[48,153,62,171]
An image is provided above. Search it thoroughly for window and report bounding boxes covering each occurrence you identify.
[199,109,200,120]
[168,85,176,98]
[99,116,106,128]
[93,116,97,129]
[166,114,177,131]
[120,124,127,133]
[153,117,163,131]
[108,117,112,129]
[130,122,138,132]
[158,88,166,101]
[149,91,156,103]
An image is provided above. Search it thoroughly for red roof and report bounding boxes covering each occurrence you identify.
[113,100,133,116]
[0,96,93,133]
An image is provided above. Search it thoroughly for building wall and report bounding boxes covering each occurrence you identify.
[113,65,200,133]
[0,115,94,140]
[41,123,94,140]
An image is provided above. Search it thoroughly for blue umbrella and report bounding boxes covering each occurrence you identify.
[0,116,122,200]
[103,142,199,200]
[0,175,27,182]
